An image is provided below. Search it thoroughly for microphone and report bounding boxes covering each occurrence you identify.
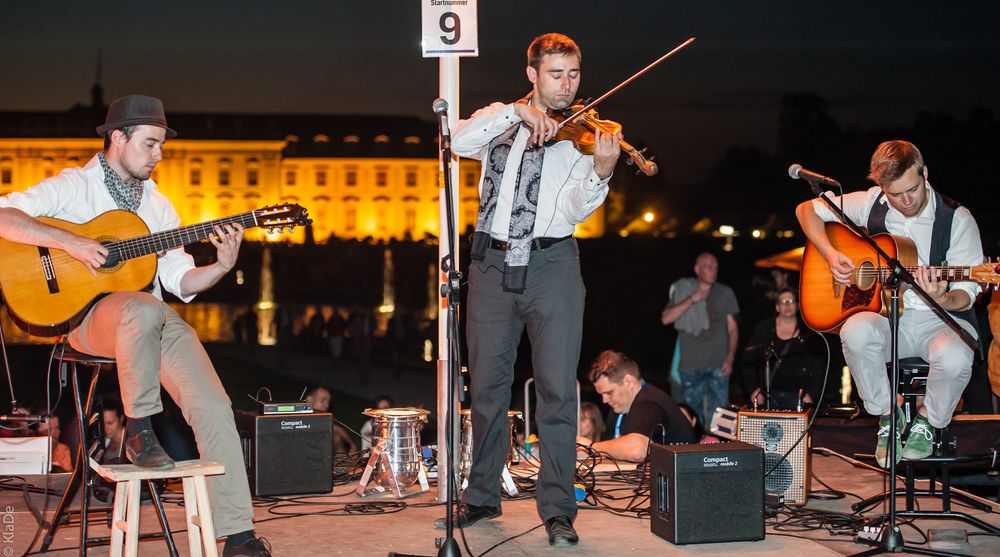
[432,98,450,148]
[788,164,841,188]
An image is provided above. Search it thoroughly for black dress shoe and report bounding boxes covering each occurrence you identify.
[545,515,578,547]
[434,503,502,529]
[223,536,272,557]
[124,430,175,470]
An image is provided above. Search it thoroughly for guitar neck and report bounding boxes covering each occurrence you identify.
[875,266,974,282]
[111,212,258,260]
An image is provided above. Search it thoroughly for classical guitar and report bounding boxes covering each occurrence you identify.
[0,204,310,335]
[799,222,1000,332]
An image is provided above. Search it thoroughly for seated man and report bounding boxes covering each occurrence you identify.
[578,350,695,462]
[303,386,358,457]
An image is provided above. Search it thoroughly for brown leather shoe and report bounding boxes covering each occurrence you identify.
[124,430,175,470]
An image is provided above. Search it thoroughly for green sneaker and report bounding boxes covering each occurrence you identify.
[901,415,935,460]
[874,407,904,468]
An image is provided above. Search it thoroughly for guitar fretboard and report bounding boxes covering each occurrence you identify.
[865,266,973,282]
[109,212,258,261]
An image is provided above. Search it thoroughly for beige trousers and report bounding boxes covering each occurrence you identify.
[840,309,976,429]
[68,292,254,537]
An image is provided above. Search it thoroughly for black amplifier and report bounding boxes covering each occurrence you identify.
[650,441,765,545]
[235,410,332,497]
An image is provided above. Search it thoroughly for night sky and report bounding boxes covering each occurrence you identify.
[2,1,998,185]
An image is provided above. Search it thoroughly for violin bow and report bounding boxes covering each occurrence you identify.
[555,37,696,130]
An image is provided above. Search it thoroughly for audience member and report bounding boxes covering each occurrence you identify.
[360,395,394,450]
[578,402,605,444]
[741,288,825,409]
[103,398,127,458]
[31,414,73,472]
[303,386,358,457]
[661,252,740,425]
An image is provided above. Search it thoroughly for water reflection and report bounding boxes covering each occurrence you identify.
[0,303,340,345]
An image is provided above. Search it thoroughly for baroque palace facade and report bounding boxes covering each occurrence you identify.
[0,99,605,243]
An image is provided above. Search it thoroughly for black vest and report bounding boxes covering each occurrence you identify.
[866,189,978,335]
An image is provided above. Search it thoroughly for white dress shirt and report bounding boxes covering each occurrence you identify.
[452,102,610,241]
[811,183,983,311]
[0,154,197,302]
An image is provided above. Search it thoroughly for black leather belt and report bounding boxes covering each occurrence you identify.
[489,235,572,252]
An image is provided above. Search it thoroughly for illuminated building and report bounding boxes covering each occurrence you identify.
[0,100,605,242]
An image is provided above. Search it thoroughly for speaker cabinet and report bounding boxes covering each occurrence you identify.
[737,409,811,506]
[235,411,333,497]
[650,441,765,545]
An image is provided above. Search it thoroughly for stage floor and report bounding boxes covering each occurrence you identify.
[3,447,998,556]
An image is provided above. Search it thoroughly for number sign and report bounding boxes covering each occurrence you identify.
[421,0,478,57]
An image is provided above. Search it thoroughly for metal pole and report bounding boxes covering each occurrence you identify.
[436,56,460,501]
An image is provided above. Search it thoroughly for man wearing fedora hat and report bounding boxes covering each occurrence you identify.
[0,95,271,556]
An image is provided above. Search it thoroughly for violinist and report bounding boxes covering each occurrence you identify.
[437,33,620,548]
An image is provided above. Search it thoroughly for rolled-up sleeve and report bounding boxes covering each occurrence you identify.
[0,173,77,217]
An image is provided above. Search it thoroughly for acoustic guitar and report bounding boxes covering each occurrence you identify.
[0,204,310,335]
[799,222,1000,332]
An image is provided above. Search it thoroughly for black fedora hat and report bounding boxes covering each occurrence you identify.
[96,95,177,138]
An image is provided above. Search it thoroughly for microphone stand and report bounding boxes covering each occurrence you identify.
[391,108,462,557]
[762,345,779,411]
[797,177,972,557]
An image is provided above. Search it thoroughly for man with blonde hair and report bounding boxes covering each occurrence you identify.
[795,140,983,467]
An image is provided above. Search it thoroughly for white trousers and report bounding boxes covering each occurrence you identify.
[840,310,975,428]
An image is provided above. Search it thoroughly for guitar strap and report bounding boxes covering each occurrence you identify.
[866,189,979,339]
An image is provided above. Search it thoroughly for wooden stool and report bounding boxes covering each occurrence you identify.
[90,458,225,557]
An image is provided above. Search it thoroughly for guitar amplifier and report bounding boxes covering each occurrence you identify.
[650,441,765,545]
[738,409,811,506]
[235,410,333,496]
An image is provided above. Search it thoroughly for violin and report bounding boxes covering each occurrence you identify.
[547,103,658,176]
[537,36,696,179]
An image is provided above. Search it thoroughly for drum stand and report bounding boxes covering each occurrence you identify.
[356,436,429,498]
[460,466,517,497]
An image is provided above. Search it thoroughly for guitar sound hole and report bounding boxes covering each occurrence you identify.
[102,252,121,269]
[99,240,123,271]
[856,261,876,290]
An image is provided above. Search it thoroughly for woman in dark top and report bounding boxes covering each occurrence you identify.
[741,288,825,409]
